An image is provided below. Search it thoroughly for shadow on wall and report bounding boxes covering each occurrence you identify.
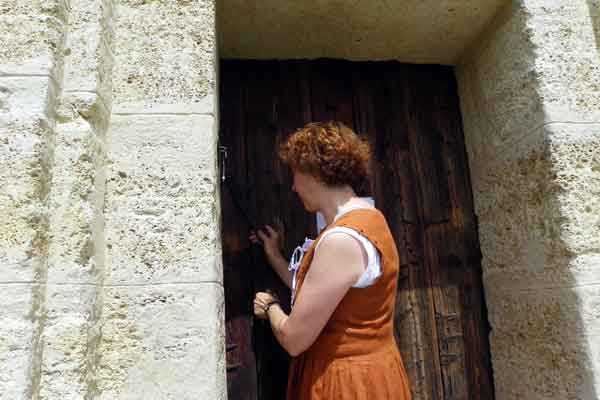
[588,0,600,51]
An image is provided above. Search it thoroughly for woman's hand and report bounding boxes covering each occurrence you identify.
[249,225,282,260]
[253,291,279,320]
[249,225,293,289]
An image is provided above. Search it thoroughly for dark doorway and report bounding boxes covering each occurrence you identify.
[219,59,495,400]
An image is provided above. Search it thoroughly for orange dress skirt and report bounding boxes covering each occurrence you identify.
[287,340,411,399]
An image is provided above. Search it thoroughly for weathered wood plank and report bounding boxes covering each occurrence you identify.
[309,59,355,127]
[435,71,495,400]
[350,62,443,400]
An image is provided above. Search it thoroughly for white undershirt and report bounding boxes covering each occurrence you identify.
[289,206,383,304]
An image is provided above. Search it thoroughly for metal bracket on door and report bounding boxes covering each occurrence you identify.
[435,311,459,322]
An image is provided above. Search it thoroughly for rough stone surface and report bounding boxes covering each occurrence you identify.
[0,2,65,393]
[218,0,505,64]
[48,92,109,284]
[104,114,221,285]
[0,77,57,283]
[96,283,226,400]
[0,284,38,399]
[486,286,599,400]
[112,0,216,111]
[0,0,68,77]
[526,0,600,123]
[456,4,545,173]
[38,284,102,400]
[33,2,114,398]
[63,0,115,106]
[457,1,600,399]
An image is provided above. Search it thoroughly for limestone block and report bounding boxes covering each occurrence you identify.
[96,283,226,400]
[63,0,115,105]
[105,115,221,284]
[113,0,216,110]
[0,284,38,399]
[0,77,57,282]
[39,284,101,400]
[472,123,600,288]
[547,123,600,256]
[47,92,109,284]
[485,286,599,400]
[0,0,67,77]
[456,3,545,170]
[470,129,561,270]
[523,0,600,122]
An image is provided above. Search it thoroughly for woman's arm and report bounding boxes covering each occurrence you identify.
[255,232,367,356]
[265,252,292,288]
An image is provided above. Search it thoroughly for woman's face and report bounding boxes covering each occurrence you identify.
[292,169,320,212]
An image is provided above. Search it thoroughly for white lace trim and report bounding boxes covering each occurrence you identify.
[289,237,313,305]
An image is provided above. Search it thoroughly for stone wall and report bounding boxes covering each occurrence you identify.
[0,0,226,398]
[456,1,600,399]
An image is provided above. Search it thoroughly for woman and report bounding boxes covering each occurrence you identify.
[251,121,411,399]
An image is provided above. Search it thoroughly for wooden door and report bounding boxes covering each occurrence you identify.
[219,59,495,400]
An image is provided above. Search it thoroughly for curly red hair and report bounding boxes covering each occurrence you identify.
[279,121,371,190]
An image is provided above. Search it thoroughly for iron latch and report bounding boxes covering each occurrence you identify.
[219,145,228,182]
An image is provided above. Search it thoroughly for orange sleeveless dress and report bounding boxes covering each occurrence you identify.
[286,208,412,400]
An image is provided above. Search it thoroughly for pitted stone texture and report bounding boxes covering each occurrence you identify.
[113,0,215,109]
[63,0,115,106]
[547,123,600,256]
[105,115,220,284]
[38,284,101,400]
[472,124,600,289]
[456,3,545,172]
[472,133,561,273]
[219,0,504,64]
[96,283,226,400]
[0,284,38,399]
[486,286,599,400]
[47,93,109,284]
[0,77,57,283]
[524,0,600,122]
[0,0,68,76]
[590,0,600,48]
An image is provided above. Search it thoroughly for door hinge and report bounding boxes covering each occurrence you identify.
[435,311,459,322]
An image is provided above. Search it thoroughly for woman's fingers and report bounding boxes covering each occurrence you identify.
[253,296,268,319]
[249,229,263,244]
[257,229,269,241]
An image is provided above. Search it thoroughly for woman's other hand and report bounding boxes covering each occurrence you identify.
[249,225,282,260]
[249,225,293,289]
[253,291,279,320]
